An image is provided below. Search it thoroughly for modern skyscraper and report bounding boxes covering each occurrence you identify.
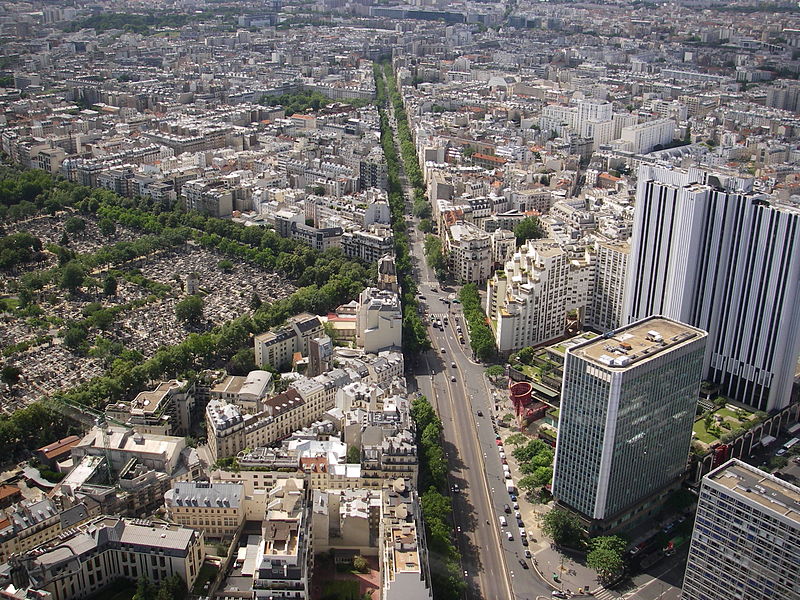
[552,316,707,532]
[682,458,800,600]
[623,165,800,411]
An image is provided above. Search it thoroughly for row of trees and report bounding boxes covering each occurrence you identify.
[0,166,376,457]
[411,397,466,600]
[423,235,446,280]
[541,509,627,582]
[373,62,430,356]
[458,283,495,361]
[505,435,554,500]
[0,232,43,270]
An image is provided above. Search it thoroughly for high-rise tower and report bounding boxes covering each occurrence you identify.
[623,165,800,411]
[552,316,707,532]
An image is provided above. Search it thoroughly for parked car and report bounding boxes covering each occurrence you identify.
[518,558,529,569]
[503,504,511,514]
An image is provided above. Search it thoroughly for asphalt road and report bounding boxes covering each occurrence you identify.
[405,218,551,600]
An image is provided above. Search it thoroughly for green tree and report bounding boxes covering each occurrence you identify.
[769,456,788,470]
[541,508,585,547]
[250,292,262,310]
[505,433,528,447]
[353,555,369,573]
[59,231,70,246]
[133,576,156,600]
[63,326,88,351]
[485,364,505,379]
[98,217,116,237]
[103,274,118,296]
[419,218,433,233]
[91,309,114,331]
[175,295,204,325]
[586,536,627,580]
[513,216,545,246]
[60,261,85,294]
[64,216,86,234]
[226,347,256,375]
[1,365,22,387]
[218,259,234,273]
[347,445,361,464]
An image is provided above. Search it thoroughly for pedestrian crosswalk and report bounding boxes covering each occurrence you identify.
[593,587,622,600]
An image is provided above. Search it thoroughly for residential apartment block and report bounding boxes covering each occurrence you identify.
[682,459,800,600]
[624,165,800,411]
[9,517,205,600]
[164,481,244,541]
[254,313,324,370]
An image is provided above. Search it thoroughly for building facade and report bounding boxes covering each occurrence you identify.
[682,459,800,600]
[552,316,707,532]
[10,517,204,600]
[623,165,800,411]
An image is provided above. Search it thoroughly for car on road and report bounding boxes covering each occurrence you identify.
[463,570,468,578]
[506,531,513,541]
[552,592,568,599]
[431,287,437,292]
[451,362,456,368]
[476,410,483,417]
[452,484,459,493]
[503,504,511,514]
[450,375,456,382]
[459,337,465,344]
[495,439,503,446]
[521,537,528,546]
[524,550,531,558]
[518,558,529,569]
[512,501,519,510]
[514,511,521,519]
[499,516,507,527]
[440,347,446,353]
[517,518,524,527]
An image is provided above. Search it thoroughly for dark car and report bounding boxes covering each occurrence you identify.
[503,504,511,514]
[477,410,483,417]
[518,558,529,570]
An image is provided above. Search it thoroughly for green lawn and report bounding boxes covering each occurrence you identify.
[322,579,360,600]
[692,420,718,444]
[518,364,543,380]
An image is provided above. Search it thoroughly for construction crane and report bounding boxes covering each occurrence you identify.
[40,396,130,485]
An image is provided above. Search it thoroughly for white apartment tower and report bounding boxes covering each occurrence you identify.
[682,459,800,600]
[488,239,571,353]
[623,165,800,411]
[552,316,707,532]
[587,240,629,333]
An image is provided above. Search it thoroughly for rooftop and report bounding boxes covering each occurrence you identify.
[709,459,800,526]
[570,316,705,369]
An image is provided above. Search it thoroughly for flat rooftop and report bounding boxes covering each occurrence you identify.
[710,460,800,526]
[390,525,421,573]
[571,316,705,369]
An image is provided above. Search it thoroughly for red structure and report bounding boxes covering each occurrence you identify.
[712,444,730,468]
[510,381,533,416]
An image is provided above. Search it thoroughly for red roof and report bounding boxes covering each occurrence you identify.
[37,435,81,460]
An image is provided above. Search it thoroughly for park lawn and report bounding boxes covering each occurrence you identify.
[716,407,754,427]
[322,579,360,600]
[692,420,718,444]
[518,364,543,380]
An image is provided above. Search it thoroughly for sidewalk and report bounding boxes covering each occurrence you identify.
[490,385,600,597]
